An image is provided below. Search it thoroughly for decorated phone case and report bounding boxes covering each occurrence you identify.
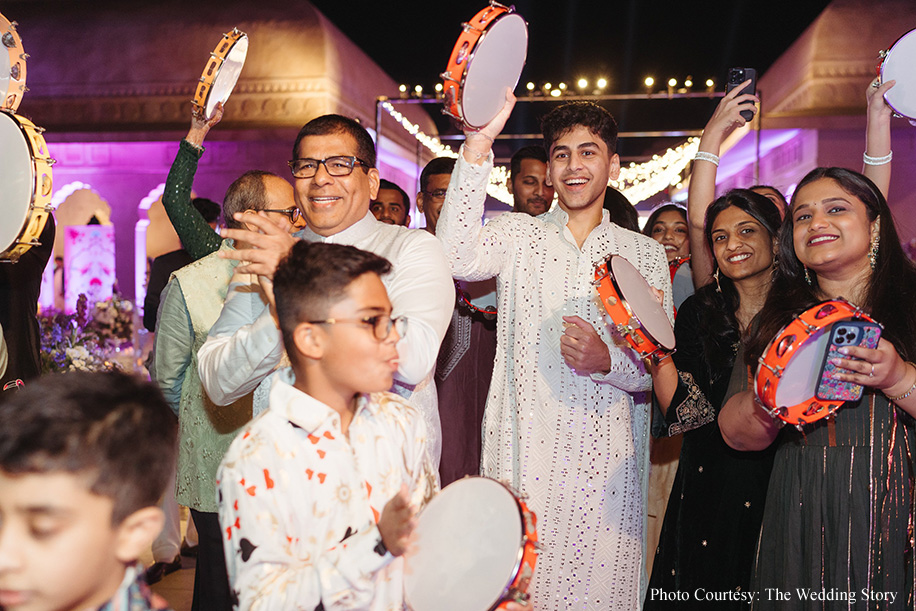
[815,321,882,402]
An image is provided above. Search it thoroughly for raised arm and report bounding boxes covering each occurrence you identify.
[436,90,517,281]
[161,103,225,261]
[688,84,758,288]
[863,79,895,199]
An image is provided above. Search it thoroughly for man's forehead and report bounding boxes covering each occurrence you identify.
[518,158,548,174]
[549,126,604,152]
[297,132,360,156]
[374,188,405,205]
[426,173,451,188]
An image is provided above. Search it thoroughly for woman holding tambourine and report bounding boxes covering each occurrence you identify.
[718,165,916,604]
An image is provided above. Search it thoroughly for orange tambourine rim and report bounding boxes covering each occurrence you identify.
[755,299,877,429]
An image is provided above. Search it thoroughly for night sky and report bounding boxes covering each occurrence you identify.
[312,0,834,158]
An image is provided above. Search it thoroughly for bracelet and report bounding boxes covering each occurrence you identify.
[885,362,916,402]
[693,151,720,166]
[466,131,494,144]
[462,144,490,163]
[863,151,892,166]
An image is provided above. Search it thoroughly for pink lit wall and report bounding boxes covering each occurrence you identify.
[45,138,293,303]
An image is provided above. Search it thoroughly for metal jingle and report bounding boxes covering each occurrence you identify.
[48,158,58,166]
[879,49,888,58]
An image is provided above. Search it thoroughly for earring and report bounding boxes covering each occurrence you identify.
[869,216,881,270]
[713,268,722,293]
[804,266,813,286]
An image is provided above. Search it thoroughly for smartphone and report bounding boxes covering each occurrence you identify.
[815,320,882,402]
[725,67,757,122]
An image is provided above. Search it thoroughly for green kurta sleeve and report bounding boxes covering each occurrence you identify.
[162,139,222,261]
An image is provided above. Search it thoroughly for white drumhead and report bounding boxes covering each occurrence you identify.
[404,477,523,611]
[772,324,831,407]
[461,14,528,128]
[206,34,248,118]
[0,112,33,253]
[610,256,676,350]
[882,28,916,119]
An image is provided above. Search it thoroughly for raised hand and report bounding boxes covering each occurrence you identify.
[218,211,298,279]
[187,101,225,148]
[702,80,759,146]
[462,87,516,164]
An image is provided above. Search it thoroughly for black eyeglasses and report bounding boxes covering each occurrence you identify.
[288,156,371,179]
[307,315,408,341]
[260,207,301,225]
[422,189,448,200]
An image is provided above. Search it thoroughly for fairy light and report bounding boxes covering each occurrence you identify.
[611,137,700,203]
[380,102,700,205]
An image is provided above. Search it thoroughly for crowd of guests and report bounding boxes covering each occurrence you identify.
[1,74,914,611]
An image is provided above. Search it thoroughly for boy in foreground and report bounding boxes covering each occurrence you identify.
[0,371,178,611]
[217,241,438,609]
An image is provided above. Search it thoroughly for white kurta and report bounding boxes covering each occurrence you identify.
[437,151,673,610]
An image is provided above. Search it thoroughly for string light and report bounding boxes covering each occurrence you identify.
[380,102,699,205]
[611,137,700,203]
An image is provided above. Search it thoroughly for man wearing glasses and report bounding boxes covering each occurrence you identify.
[198,114,454,475]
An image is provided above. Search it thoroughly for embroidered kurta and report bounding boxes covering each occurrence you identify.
[436,150,673,610]
[218,373,437,610]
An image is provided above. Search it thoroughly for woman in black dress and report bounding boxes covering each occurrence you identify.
[645,188,781,608]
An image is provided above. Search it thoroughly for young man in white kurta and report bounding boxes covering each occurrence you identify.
[437,96,672,610]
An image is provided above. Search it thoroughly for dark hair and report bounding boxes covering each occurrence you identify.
[273,241,392,364]
[540,101,618,155]
[603,187,640,232]
[746,167,916,366]
[509,145,548,182]
[0,371,177,524]
[749,184,788,211]
[192,197,221,224]
[223,170,279,229]
[376,179,410,208]
[420,157,456,193]
[692,189,781,370]
[642,203,687,239]
[292,114,376,168]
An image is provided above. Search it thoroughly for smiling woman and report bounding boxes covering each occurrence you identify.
[719,167,916,607]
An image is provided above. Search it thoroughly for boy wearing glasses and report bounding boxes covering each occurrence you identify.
[218,241,437,609]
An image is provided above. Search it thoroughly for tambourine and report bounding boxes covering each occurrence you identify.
[755,299,878,429]
[193,28,248,119]
[0,111,53,261]
[594,255,675,361]
[1,12,27,112]
[404,477,538,611]
[877,27,916,121]
[440,2,528,129]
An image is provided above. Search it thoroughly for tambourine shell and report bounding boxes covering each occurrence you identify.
[879,27,916,120]
[440,4,527,129]
[0,12,27,112]
[193,28,248,119]
[0,111,52,261]
[755,299,876,427]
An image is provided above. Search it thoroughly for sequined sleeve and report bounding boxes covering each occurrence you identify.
[162,140,222,261]
[435,147,511,281]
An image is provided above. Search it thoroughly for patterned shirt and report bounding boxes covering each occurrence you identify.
[218,371,438,610]
[436,149,673,610]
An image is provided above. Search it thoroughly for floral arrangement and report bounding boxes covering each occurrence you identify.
[90,292,135,349]
[39,293,136,374]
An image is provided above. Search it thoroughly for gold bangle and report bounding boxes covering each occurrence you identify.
[885,362,916,402]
